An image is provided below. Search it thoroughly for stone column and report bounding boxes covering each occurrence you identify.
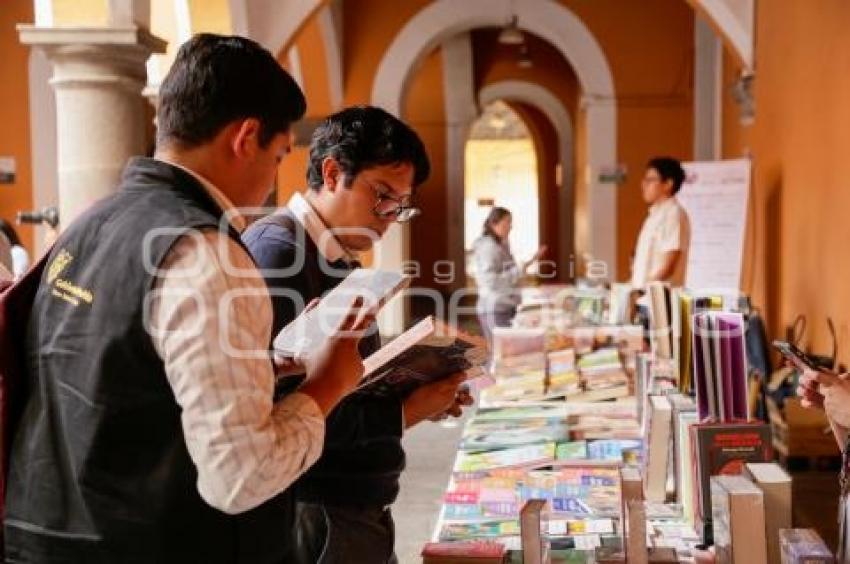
[581,96,618,282]
[18,26,166,229]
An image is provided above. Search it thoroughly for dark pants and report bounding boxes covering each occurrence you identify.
[288,502,398,564]
[477,307,517,344]
[636,303,651,348]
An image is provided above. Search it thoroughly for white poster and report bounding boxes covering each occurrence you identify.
[678,158,751,291]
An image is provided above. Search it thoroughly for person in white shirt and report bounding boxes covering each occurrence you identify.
[630,157,690,291]
[0,219,30,280]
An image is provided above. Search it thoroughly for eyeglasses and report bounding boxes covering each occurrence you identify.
[369,183,421,223]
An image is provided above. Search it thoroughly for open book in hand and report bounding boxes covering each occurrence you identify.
[357,316,488,397]
[272,268,409,358]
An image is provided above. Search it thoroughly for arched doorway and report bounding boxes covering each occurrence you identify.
[464,100,540,283]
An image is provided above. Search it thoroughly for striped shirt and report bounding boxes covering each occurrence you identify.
[147,160,324,514]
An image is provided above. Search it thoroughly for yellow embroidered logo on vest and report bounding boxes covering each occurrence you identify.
[47,249,73,284]
[47,249,95,307]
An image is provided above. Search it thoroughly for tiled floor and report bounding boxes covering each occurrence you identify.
[393,415,468,564]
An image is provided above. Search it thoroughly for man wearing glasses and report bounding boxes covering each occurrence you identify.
[631,156,691,291]
[243,106,470,563]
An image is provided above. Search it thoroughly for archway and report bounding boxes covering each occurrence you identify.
[370,0,618,334]
[464,101,541,284]
[479,80,573,278]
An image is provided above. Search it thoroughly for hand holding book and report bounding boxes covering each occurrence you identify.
[296,296,377,415]
[273,298,321,377]
[403,372,467,428]
[358,315,487,397]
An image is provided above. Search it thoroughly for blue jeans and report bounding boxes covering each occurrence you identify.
[288,502,398,564]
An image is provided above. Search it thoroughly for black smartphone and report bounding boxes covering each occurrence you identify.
[772,340,820,370]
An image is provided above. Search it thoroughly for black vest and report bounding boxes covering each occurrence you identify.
[4,158,293,563]
[245,212,405,508]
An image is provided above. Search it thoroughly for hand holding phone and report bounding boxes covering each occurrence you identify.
[772,340,821,371]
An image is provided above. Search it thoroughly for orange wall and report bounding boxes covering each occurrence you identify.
[473,29,580,112]
[403,48,446,290]
[275,12,333,205]
[342,0,432,104]
[722,0,850,360]
[511,102,564,280]
[292,12,333,118]
[720,48,757,308]
[0,0,34,253]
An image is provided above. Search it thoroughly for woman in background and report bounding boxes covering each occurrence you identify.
[472,207,545,343]
[0,219,30,280]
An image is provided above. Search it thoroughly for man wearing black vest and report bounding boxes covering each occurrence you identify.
[3,35,373,563]
[243,106,473,563]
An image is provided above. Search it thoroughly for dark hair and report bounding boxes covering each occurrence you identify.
[0,219,21,247]
[647,157,686,195]
[483,207,512,243]
[307,106,430,191]
[157,33,306,149]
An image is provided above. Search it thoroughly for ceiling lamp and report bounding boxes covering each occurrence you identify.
[498,15,524,45]
[488,116,507,129]
[517,44,533,69]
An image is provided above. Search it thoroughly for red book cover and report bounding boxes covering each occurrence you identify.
[444,492,479,504]
[691,422,772,542]
[421,541,507,558]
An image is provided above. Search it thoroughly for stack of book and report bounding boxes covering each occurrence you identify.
[484,328,548,403]
[512,302,547,329]
[644,395,673,503]
[358,315,488,396]
[459,417,570,453]
[671,290,723,395]
[648,518,702,557]
[546,348,579,397]
[570,288,608,326]
[566,402,642,449]
[710,474,768,563]
[421,541,507,564]
[482,326,642,405]
[636,355,677,436]
[647,282,673,360]
[459,403,640,461]
[745,462,792,564]
[668,394,698,526]
[778,529,835,563]
[435,401,649,555]
[576,347,630,402]
[690,422,773,543]
[692,311,748,422]
[608,283,634,326]
[454,444,558,474]
[437,463,622,552]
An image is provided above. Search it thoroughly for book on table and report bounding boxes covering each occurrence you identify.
[358,315,488,396]
[273,268,409,357]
